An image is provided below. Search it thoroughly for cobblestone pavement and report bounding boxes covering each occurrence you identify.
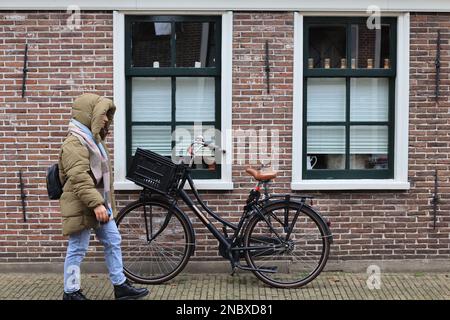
[0,272,449,300]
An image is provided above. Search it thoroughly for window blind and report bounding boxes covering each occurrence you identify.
[132,77,171,122]
[176,77,215,122]
[350,78,389,122]
[131,126,172,156]
[350,126,388,154]
[307,78,346,122]
[307,126,346,154]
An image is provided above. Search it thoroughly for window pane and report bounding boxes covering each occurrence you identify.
[307,78,346,122]
[175,22,216,68]
[176,77,215,122]
[350,78,389,122]
[132,126,172,156]
[132,77,171,122]
[307,126,345,170]
[350,23,391,69]
[350,126,388,169]
[132,22,172,67]
[308,25,346,69]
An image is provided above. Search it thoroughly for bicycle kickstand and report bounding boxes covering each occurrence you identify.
[228,252,237,276]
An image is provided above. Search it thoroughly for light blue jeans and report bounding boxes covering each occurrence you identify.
[63,219,127,293]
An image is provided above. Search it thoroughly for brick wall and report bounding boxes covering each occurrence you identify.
[0,11,449,267]
[406,13,450,258]
[0,11,114,263]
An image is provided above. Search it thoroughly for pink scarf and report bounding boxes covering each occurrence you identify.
[68,119,112,217]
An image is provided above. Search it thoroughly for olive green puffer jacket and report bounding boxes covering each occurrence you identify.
[58,93,117,236]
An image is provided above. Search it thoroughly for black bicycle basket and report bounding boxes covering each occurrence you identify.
[126,148,185,196]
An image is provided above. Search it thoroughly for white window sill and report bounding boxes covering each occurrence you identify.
[114,179,234,191]
[291,179,410,191]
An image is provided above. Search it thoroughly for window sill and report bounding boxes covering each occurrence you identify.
[114,179,234,191]
[291,179,410,191]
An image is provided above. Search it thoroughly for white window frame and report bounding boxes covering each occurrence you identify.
[3,1,450,12]
[113,11,234,190]
[291,12,410,190]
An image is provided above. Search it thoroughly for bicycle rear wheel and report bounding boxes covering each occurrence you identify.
[116,198,195,284]
[243,201,331,288]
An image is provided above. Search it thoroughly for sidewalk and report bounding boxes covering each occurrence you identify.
[0,272,449,300]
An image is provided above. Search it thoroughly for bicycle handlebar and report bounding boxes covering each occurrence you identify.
[202,142,226,154]
[184,137,226,168]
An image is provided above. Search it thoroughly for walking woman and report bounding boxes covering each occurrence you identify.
[59,93,149,300]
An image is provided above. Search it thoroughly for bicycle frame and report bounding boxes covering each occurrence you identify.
[171,168,305,273]
[177,170,243,249]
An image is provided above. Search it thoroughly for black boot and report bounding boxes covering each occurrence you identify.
[114,279,149,300]
[63,289,89,300]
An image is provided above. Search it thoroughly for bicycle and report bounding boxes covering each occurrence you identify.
[116,138,333,289]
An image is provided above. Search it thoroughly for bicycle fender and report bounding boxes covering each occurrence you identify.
[301,203,333,243]
[261,199,333,243]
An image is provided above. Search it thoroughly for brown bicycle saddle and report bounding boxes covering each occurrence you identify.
[245,167,278,181]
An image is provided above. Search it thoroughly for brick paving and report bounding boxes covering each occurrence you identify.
[0,272,449,300]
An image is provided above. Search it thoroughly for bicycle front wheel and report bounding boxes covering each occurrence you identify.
[243,201,331,288]
[116,198,195,284]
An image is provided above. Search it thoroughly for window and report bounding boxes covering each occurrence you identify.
[303,17,396,179]
[125,15,222,179]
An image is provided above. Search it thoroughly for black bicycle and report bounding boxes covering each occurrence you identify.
[116,139,333,289]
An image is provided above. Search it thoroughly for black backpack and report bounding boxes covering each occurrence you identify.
[46,163,65,200]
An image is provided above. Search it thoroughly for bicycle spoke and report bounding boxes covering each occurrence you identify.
[124,246,151,272]
[117,201,193,283]
[151,244,165,277]
[152,242,183,263]
[150,245,169,276]
[128,241,178,274]
[121,243,184,270]
[244,201,330,288]
[152,241,195,254]
[153,243,181,272]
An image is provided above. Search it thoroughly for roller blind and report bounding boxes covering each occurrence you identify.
[176,77,215,122]
[350,126,388,154]
[307,126,346,154]
[131,126,172,156]
[131,77,171,122]
[307,78,346,122]
[350,78,389,121]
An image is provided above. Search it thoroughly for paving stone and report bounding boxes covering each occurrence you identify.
[0,272,448,300]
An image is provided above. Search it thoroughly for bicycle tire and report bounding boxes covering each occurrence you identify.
[116,197,195,284]
[243,200,331,289]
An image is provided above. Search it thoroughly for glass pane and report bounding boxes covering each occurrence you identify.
[350,78,389,122]
[307,78,346,122]
[132,77,171,122]
[131,126,172,156]
[175,22,216,68]
[174,125,217,170]
[132,22,172,67]
[176,77,215,122]
[350,126,388,169]
[308,25,346,69]
[350,23,391,69]
[307,126,345,170]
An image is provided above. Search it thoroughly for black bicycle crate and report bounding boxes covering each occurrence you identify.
[126,148,185,195]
